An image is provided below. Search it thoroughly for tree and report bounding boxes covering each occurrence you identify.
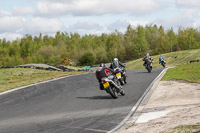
[166,28,178,52]
[79,52,95,66]
[134,25,148,58]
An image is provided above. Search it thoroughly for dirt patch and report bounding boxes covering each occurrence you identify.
[115,81,200,133]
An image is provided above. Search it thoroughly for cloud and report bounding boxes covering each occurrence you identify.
[12,6,35,16]
[36,0,161,16]
[107,20,150,33]
[0,10,11,17]
[0,33,23,41]
[129,20,150,27]
[66,22,105,35]
[0,15,64,40]
[176,0,200,8]
[23,17,65,34]
[155,8,198,29]
[0,16,24,33]
[67,22,102,31]
[107,20,129,32]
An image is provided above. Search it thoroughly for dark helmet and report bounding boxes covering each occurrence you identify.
[99,63,105,67]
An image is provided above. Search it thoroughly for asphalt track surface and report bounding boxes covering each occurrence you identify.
[0,68,164,133]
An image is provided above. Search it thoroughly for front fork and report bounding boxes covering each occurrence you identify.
[110,80,122,92]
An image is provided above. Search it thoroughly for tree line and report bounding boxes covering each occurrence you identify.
[0,24,200,67]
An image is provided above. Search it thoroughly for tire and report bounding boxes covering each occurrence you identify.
[119,78,124,85]
[122,74,127,84]
[147,65,151,73]
[120,89,125,96]
[163,64,165,68]
[108,86,118,99]
[161,62,165,68]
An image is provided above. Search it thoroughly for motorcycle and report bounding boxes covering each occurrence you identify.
[114,68,126,85]
[101,75,125,99]
[144,59,153,73]
[160,59,166,67]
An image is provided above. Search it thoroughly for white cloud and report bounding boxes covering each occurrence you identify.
[23,17,65,34]
[0,16,24,33]
[156,8,198,29]
[12,6,35,16]
[0,15,64,38]
[129,20,150,27]
[176,0,200,8]
[36,0,161,16]
[66,21,106,35]
[0,10,11,17]
[67,22,102,31]
[107,20,129,32]
[0,33,23,41]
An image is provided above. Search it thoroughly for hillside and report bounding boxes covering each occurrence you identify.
[126,49,200,70]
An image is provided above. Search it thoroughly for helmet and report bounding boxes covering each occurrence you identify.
[113,58,119,68]
[99,63,105,67]
[159,56,162,59]
[113,58,118,61]
[146,53,149,57]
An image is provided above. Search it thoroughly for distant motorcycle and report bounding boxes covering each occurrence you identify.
[101,75,125,99]
[143,59,153,73]
[114,67,126,85]
[160,59,166,68]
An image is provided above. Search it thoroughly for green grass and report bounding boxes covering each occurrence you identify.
[126,49,200,70]
[161,63,200,83]
[161,123,200,133]
[0,68,86,93]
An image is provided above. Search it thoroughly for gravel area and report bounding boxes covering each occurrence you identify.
[115,80,200,133]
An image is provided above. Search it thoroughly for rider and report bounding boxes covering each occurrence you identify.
[96,63,114,90]
[159,55,165,64]
[110,58,127,84]
[143,53,153,67]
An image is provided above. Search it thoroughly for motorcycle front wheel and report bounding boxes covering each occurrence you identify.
[120,89,125,96]
[162,62,165,67]
[147,65,152,73]
[108,86,118,99]
[119,78,124,85]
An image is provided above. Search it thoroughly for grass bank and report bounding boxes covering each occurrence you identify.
[162,63,200,83]
[0,68,86,93]
[162,123,200,133]
[126,49,200,70]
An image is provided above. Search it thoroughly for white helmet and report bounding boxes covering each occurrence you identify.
[114,58,118,61]
[113,58,119,68]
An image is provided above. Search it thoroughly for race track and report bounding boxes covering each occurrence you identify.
[0,68,164,133]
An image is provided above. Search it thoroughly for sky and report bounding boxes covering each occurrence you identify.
[0,0,200,40]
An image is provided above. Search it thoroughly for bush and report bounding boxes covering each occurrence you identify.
[80,52,95,66]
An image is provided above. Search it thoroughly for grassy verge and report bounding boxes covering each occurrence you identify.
[0,68,86,93]
[126,49,200,70]
[161,63,200,83]
[161,123,200,133]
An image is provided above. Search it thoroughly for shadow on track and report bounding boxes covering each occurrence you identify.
[77,95,113,100]
[136,71,154,74]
